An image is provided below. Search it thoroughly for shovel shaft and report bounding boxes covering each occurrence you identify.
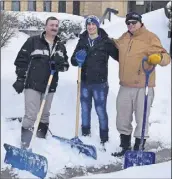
[140,58,155,150]
[75,67,82,137]
[29,71,55,150]
[140,76,149,150]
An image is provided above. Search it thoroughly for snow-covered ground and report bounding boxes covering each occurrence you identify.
[77,161,171,178]
[1,8,171,178]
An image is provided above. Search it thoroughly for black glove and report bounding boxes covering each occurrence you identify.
[13,78,25,94]
[56,63,69,72]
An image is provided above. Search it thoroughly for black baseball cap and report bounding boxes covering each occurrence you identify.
[125,12,142,23]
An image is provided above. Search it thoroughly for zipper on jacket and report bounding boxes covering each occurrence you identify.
[45,42,51,57]
[24,60,32,87]
[128,41,133,52]
[51,42,57,57]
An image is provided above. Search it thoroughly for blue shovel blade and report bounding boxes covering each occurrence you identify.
[72,140,97,160]
[70,137,83,144]
[52,135,97,160]
[3,143,48,179]
[124,150,155,169]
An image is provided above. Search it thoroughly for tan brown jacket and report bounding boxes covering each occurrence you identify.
[114,25,171,88]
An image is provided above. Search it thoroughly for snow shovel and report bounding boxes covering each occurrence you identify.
[3,62,56,178]
[50,66,97,160]
[124,57,156,169]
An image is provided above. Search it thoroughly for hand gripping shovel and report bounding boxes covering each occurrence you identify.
[50,66,97,160]
[124,57,156,169]
[3,62,56,178]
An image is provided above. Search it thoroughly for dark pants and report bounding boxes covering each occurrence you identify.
[80,82,109,142]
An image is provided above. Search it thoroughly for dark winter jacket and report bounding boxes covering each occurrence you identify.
[71,28,119,84]
[14,31,69,93]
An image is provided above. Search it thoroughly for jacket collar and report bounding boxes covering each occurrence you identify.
[40,31,61,43]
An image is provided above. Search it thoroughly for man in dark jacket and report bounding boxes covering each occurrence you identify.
[13,16,69,148]
[71,15,119,148]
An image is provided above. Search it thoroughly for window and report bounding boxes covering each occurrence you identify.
[11,1,20,11]
[44,1,51,12]
[136,1,144,5]
[0,1,4,10]
[73,1,80,15]
[28,0,36,11]
[59,1,66,13]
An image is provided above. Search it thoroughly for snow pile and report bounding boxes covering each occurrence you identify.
[76,161,171,178]
[7,11,84,24]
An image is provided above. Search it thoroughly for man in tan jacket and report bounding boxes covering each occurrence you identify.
[112,12,171,157]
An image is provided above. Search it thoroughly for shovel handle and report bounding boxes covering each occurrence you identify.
[29,69,55,150]
[75,67,82,137]
[142,57,155,87]
[140,57,155,150]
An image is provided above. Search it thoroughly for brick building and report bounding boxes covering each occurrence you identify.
[0,0,128,17]
[0,1,168,18]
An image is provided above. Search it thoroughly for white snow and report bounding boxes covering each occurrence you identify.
[7,11,84,24]
[76,161,171,178]
[1,8,171,179]
[166,1,172,9]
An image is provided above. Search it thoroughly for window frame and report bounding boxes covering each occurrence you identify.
[28,0,36,11]
[136,1,144,6]
[11,1,20,11]
[58,1,66,13]
[73,1,80,15]
[43,1,52,12]
[0,1,5,11]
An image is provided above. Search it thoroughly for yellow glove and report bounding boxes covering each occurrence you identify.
[148,54,162,65]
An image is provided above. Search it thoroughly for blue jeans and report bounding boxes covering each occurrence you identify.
[80,82,109,142]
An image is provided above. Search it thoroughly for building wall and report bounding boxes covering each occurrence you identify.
[51,1,58,12]
[36,0,43,12]
[66,1,73,14]
[81,1,102,17]
[80,1,85,16]
[20,1,27,11]
[3,0,127,17]
[4,0,11,11]
[79,1,127,17]
[107,1,127,17]
[128,1,169,14]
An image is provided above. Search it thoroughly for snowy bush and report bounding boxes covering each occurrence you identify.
[18,15,82,42]
[18,16,45,30]
[0,11,18,47]
[58,20,82,41]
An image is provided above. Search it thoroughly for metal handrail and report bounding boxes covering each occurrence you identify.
[100,8,119,24]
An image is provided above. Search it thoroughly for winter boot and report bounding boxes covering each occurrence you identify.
[21,127,33,149]
[112,134,131,157]
[36,122,49,138]
[81,126,91,136]
[133,138,146,150]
